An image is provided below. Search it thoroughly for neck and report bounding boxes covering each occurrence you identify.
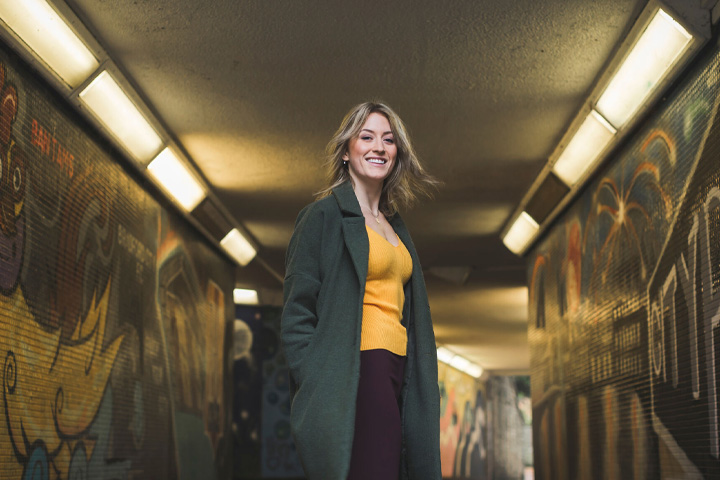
[350,175,382,214]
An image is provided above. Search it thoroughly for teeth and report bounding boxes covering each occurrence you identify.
[367,158,386,164]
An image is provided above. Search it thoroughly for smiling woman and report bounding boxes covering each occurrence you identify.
[342,112,397,190]
[318,102,439,217]
[282,102,441,480]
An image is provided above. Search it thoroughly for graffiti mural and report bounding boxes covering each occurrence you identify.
[233,305,303,478]
[233,307,263,477]
[438,362,491,479]
[158,221,233,480]
[0,39,233,480]
[529,41,720,479]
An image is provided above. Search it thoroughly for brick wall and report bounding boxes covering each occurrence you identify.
[0,42,234,479]
[528,38,720,478]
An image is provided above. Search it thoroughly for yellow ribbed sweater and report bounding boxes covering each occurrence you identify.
[360,225,413,356]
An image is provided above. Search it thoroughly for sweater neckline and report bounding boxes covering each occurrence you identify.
[366,223,400,248]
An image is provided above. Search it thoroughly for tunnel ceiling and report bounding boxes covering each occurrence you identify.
[64,0,647,373]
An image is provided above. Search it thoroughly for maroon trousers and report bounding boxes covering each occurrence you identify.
[347,349,406,480]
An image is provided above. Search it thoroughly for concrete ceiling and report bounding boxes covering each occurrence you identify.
[65,0,646,373]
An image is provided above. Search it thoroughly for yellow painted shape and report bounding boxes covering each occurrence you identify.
[0,280,123,478]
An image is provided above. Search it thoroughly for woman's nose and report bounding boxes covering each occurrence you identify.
[373,138,385,152]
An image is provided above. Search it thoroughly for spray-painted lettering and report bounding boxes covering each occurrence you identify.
[648,186,720,457]
[30,118,74,178]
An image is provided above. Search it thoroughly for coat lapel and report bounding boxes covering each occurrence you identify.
[342,217,369,283]
[333,182,369,284]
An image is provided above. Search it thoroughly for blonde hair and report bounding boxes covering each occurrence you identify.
[317,101,439,216]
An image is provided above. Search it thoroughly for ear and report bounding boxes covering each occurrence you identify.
[341,152,348,161]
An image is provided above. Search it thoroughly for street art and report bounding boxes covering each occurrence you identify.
[485,376,532,480]
[0,40,233,480]
[529,42,720,479]
[233,305,303,478]
[0,59,122,479]
[157,224,232,480]
[437,362,490,478]
[257,308,299,478]
[233,308,263,477]
[0,63,24,294]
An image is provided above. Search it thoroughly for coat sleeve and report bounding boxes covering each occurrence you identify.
[281,204,325,383]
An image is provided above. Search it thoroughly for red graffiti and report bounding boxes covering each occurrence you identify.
[30,118,74,178]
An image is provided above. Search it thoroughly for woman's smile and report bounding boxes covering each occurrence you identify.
[343,112,397,186]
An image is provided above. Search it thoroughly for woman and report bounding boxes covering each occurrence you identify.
[281,102,441,480]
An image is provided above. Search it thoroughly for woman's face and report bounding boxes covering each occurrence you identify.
[343,112,397,187]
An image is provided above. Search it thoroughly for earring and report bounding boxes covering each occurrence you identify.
[343,160,348,165]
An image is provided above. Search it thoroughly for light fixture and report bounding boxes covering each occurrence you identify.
[502,211,539,255]
[0,0,266,281]
[503,2,710,257]
[436,346,455,364]
[450,355,471,372]
[220,228,257,266]
[233,288,259,305]
[465,364,484,379]
[596,9,693,129]
[79,71,163,162]
[147,148,206,211]
[552,110,617,186]
[0,0,99,88]
[437,346,484,379]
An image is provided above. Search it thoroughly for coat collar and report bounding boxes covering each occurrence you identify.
[331,180,400,223]
[331,181,417,285]
[331,180,363,217]
[333,181,368,283]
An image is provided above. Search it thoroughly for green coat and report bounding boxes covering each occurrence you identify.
[281,181,441,479]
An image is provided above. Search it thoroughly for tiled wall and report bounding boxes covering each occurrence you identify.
[0,43,234,479]
[528,38,720,479]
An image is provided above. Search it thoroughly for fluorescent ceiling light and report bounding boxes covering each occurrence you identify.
[596,9,693,128]
[0,0,99,88]
[233,288,259,305]
[437,346,484,378]
[220,228,257,266]
[436,347,455,364]
[552,110,616,186]
[449,355,471,372]
[464,364,484,378]
[79,71,163,162]
[147,148,206,211]
[502,211,539,255]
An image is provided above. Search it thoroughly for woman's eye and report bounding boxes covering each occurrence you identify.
[360,135,372,141]
[384,138,395,144]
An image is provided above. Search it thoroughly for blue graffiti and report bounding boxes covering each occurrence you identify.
[23,441,49,480]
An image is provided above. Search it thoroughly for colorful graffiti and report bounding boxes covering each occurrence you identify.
[438,362,492,479]
[0,40,233,480]
[529,42,720,479]
[158,227,231,480]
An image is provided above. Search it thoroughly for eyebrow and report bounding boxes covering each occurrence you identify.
[360,128,394,135]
